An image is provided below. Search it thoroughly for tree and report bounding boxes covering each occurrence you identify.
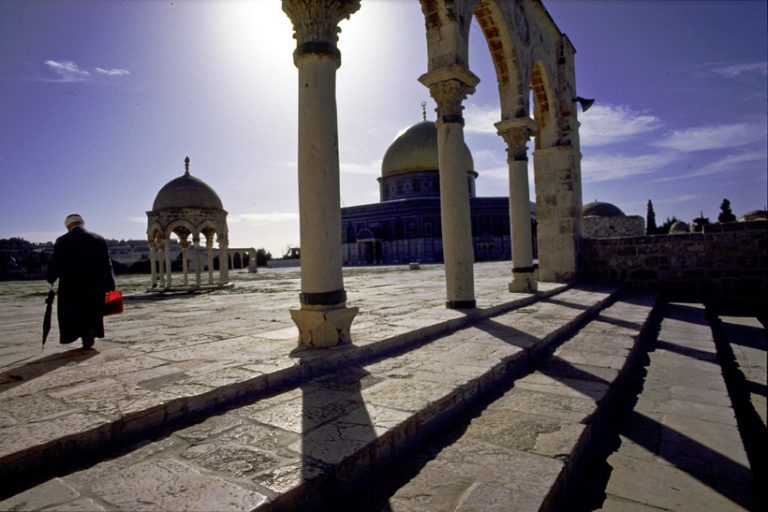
[255,248,272,267]
[658,216,679,234]
[692,211,710,233]
[718,198,737,223]
[646,199,658,235]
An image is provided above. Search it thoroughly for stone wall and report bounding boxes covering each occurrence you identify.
[581,221,767,304]
[583,215,645,239]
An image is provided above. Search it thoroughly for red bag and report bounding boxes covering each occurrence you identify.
[104,290,124,316]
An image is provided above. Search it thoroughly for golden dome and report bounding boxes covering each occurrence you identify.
[381,121,474,178]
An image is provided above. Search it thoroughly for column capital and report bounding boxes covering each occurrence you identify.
[282,0,360,65]
[419,65,479,124]
[495,117,537,161]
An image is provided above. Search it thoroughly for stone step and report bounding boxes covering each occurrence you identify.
[596,305,762,511]
[369,293,659,512]
[0,285,620,511]
[0,282,568,496]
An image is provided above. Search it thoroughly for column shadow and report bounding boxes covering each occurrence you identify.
[288,351,383,511]
[621,410,759,511]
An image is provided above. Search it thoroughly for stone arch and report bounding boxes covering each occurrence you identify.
[165,219,196,241]
[419,0,584,288]
[473,0,527,120]
[530,59,558,149]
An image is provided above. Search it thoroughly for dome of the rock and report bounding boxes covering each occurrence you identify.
[381,121,474,179]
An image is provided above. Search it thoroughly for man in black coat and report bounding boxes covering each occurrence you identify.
[47,214,116,349]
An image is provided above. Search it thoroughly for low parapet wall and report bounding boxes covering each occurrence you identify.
[581,221,767,305]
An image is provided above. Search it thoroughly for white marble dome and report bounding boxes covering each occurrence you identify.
[153,161,223,211]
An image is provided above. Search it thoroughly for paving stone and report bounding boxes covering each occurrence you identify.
[0,393,77,423]
[597,495,668,511]
[488,388,598,423]
[252,457,330,497]
[386,465,476,512]
[658,414,751,478]
[90,458,268,511]
[175,414,248,444]
[362,379,456,414]
[49,379,179,418]
[540,357,620,383]
[0,478,80,511]
[245,388,361,434]
[549,349,628,371]
[214,422,300,452]
[464,408,565,453]
[650,399,738,426]
[183,443,281,479]
[434,439,565,501]
[604,452,752,512]
[514,372,610,401]
[0,412,110,462]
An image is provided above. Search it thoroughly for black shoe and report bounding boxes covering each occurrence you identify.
[82,337,95,349]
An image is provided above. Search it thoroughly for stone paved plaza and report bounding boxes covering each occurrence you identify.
[0,262,764,511]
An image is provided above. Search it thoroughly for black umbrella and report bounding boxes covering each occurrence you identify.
[42,289,55,347]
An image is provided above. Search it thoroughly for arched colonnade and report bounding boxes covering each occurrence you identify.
[281,0,584,347]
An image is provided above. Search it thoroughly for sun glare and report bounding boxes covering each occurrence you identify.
[213,2,295,70]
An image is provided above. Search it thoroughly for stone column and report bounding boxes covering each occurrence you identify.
[157,241,166,288]
[282,0,360,348]
[163,238,172,288]
[206,237,214,285]
[218,233,229,284]
[193,235,202,287]
[496,118,538,293]
[420,68,479,308]
[180,238,189,286]
[149,241,158,288]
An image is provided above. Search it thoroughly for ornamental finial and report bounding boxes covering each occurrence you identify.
[421,101,427,121]
[184,156,190,176]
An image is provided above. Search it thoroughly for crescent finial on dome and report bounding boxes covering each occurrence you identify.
[184,156,190,176]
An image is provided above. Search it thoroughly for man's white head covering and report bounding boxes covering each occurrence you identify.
[65,214,84,229]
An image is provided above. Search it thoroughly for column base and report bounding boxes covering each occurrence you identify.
[290,305,359,349]
[446,299,476,309]
[509,273,538,293]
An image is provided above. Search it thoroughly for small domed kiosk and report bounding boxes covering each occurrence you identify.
[146,157,229,290]
[582,200,645,238]
[669,220,690,234]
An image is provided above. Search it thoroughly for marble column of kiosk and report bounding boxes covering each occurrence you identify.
[420,67,479,309]
[283,0,360,348]
[496,118,538,293]
[181,238,189,286]
[218,234,229,284]
[149,243,158,288]
[164,238,173,288]
[206,237,214,285]
[193,235,202,287]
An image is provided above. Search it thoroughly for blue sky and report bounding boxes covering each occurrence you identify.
[1,0,766,255]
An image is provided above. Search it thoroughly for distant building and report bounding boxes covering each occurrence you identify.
[582,201,645,239]
[341,119,535,265]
